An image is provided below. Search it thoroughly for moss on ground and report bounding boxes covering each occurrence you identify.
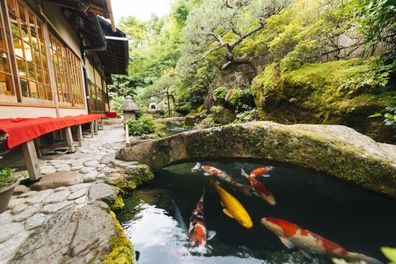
[101,211,134,264]
[110,195,125,211]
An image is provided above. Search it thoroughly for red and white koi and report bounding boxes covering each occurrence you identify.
[249,166,273,178]
[261,217,382,264]
[241,169,276,206]
[192,163,252,196]
[188,189,216,254]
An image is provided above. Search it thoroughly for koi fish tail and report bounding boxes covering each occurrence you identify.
[346,252,383,264]
[239,184,253,197]
[200,188,205,202]
[241,169,250,178]
[191,162,202,173]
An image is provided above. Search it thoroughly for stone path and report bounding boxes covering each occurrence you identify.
[0,121,138,264]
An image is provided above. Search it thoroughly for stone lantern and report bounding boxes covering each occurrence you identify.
[120,96,139,121]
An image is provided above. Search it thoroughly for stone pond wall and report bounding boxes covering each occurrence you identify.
[117,121,396,198]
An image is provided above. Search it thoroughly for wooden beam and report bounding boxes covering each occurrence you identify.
[99,118,104,130]
[77,125,83,147]
[22,141,41,181]
[125,123,129,147]
[33,138,42,158]
[90,121,95,137]
[65,127,76,153]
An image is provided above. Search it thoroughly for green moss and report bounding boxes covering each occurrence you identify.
[110,195,125,211]
[101,211,134,264]
[251,58,396,141]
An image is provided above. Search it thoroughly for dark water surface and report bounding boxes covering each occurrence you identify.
[119,161,396,264]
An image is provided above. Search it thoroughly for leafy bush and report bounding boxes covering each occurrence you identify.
[210,105,224,114]
[381,247,396,263]
[228,89,255,112]
[369,105,396,126]
[213,87,228,100]
[234,109,259,124]
[127,115,157,136]
[0,156,16,189]
[110,96,125,114]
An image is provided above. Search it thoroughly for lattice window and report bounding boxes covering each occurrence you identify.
[7,0,51,100]
[0,5,14,98]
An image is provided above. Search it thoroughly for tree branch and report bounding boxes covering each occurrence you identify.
[192,43,227,65]
[230,22,265,49]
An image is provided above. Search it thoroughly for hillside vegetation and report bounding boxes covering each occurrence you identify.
[110,0,396,142]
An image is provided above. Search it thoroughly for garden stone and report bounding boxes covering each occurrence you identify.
[13,185,29,195]
[83,171,98,183]
[84,160,99,167]
[69,183,91,193]
[24,190,53,205]
[40,166,56,175]
[25,213,47,230]
[71,165,84,171]
[88,183,119,204]
[11,203,28,215]
[0,223,23,243]
[56,166,71,172]
[0,211,12,225]
[0,222,28,264]
[7,197,28,209]
[41,201,73,214]
[68,188,87,200]
[80,167,95,174]
[13,204,41,222]
[75,196,87,205]
[44,190,70,204]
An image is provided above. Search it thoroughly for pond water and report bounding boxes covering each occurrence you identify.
[118,161,396,264]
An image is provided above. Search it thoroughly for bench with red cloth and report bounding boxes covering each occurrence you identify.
[0,114,105,181]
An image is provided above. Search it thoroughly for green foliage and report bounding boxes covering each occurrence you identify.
[228,89,255,111]
[210,105,223,114]
[370,105,396,126]
[0,156,16,189]
[381,247,396,263]
[127,115,157,136]
[109,96,125,114]
[212,87,228,100]
[233,109,258,124]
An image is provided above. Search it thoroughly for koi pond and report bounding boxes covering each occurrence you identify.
[118,161,396,264]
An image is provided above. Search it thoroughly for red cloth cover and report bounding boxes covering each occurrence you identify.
[106,112,117,118]
[0,114,105,149]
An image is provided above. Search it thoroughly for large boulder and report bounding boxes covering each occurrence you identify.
[117,121,396,198]
[10,203,134,264]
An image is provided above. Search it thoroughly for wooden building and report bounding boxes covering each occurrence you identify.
[0,0,128,118]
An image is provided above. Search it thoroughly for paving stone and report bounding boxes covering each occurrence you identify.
[44,190,70,204]
[41,201,73,214]
[88,183,119,204]
[71,165,84,171]
[69,183,91,193]
[68,188,87,200]
[24,190,54,205]
[0,211,12,225]
[11,203,28,215]
[74,196,87,205]
[54,186,67,192]
[13,204,41,222]
[84,160,99,167]
[80,167,95,174]
[24,213,47,230]
[0,222,24,243]
[7,197,28,209]
[40,166,56,175]
[56,166,71,172]
[13,185,29,195]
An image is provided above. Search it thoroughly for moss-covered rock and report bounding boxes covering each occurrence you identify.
[251,58,396,143]
[117,122,396,198]
[102,211,134,264]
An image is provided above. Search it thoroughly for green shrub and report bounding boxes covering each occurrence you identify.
[212,87,228,100]
[0,156,16,189]
[233,109,259,124]
[228,89,255,112]
[109,96,125,114]
[127,115,157,136]
[210,105,224,114]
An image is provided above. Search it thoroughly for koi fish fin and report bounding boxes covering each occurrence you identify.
[220,201,225,207]
[207,230,216,240]
[300,250,311,259]
[222,209,234,219]
[239,184,253,197]
[241,169,249,178]
[260,174,271,178]
[279,236,295,249]
[203,172,210,176]
[346,252,383,264]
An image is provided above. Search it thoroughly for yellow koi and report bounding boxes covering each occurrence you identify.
[212,179,253,229]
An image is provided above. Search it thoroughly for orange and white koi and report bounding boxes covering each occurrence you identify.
[188,189,216,254]
[249,166,273,178]
[261,217,382,264]
[241,169,276,206]
[192,163,252,196]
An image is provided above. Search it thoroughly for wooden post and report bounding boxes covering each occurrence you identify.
[90,121,95,137]
[33,138,42,158]
[22,141,40,181]
[77,125,83,147]
[99,118,104,130]
[65,127,76,153]
[94,120,98,135]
